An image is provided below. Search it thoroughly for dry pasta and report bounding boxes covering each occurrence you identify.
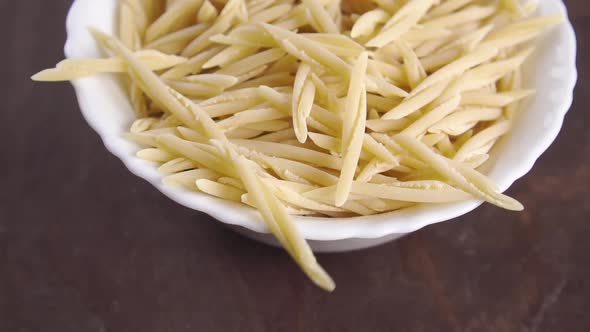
[33,0,563,291]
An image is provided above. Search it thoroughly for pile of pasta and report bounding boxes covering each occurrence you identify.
[33,0,562,290]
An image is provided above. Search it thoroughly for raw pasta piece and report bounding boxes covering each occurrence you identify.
[336,52,368,206]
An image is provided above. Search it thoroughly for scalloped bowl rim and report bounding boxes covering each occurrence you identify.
[63,0,577,241]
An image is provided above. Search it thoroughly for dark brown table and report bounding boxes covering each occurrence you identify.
[2,1,589,331]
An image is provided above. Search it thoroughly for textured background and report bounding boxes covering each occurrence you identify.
[1,1,589,331]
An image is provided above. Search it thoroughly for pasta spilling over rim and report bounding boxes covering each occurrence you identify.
[33,0,563,291]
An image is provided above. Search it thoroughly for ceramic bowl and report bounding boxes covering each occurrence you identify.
[63,0,577,252]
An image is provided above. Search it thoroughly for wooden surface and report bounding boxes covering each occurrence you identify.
[1,1,589,331]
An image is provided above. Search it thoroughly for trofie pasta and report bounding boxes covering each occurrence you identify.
[33,0,562,291]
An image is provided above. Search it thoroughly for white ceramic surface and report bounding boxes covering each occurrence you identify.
[63,0,577,252]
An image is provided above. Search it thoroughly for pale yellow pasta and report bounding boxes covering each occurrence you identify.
[421,133,446,147]
[158,135,235,176]
[241,194,318,216]
[268,181,344,213]
[310,73,337,109]
[32,0,564,291]
[460,89,534,107]
[233,72,294,89]
[403,26,453,44]
[196,179,245,202]
[31,50,187,81]
[264,24,352,75]
[401,95,461,137]
[130,117,158,133]
[217,48,285,76]
[233,139,342,170]
[309,181,472,204]
[211,25,277,48]
[259,87,342,136]
[436,134,456,158]
[454,120,512,162]
[274,9,310,30]
[145,23,209,54]
[247,0,275,13]
[176,126,207,143]
[125,127,177,147]
[366,118,411,132]
[137,147,177,162]
[250,4,292,23]
[140,0,166,23]
[410,46,498,96]
[165,79,226,98]
[365,75,409,98]
[158,157,199,175]
[183,73,238,88]
[522,0,540,17]
[104,28,336,289]
[363,134,399,165]
[480,15,563,50]
[357,159,397,183]
[160,45,224,79]
[367,0,435,48]
[290,64,314,138]
[395,39,426,90]
[429,107,503,136]
[303,0,339,34]
[217,176,246,190]
[368,108,380,120]
[394,134,523,210]
[262,178,317,194]
[226,128,265,139]
[256,155,338,187]
[181,0,243,57]
[254,128,296,142]
[382,79,449,120]
[422,5,495,30]
[208,102,276,123]
[336,52,368,206]
[123,0,149,33]
[119,1,140,50]
[426,0,473,19]
[367,59,406,86]
[163,169,221,190]
[308,133,373,161]
[218,108,287,130]
[242,120,291,132]
[467,47,534,88]
[202,45,258,69]
[145,0,203,43]
[351,8,389,38]
[302,188,377,215]
[302,34,365,58]
[201,88,261,107]
[233,65,269,84]
[442,24,494,54]
[366,93,401,111]
[197,0,218,23]
[215,141,335,291]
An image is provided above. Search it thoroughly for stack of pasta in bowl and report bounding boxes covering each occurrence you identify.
[33,0,562,290]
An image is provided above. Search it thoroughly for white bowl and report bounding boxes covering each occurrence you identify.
[63,0,577,252]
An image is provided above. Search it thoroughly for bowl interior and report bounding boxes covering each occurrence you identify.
[64,0,577,240]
